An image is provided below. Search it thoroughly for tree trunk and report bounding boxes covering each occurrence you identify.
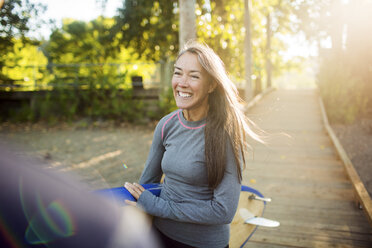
[244,0,253,101]
[179,0,197,49]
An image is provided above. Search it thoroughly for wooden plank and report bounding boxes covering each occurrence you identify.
[260,198,364,215]
[246,158,345,168]
[243,174,352,190]
[247,166,348,181]
[264,209,370,228]
[245,241,302,248]
[270,218,372,235]
[249,220,372,247]
[318,97,372,227]
[249,228,372,248]
[258,225,372,243]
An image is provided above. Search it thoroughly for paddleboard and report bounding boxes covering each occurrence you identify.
[96,184,268,248]
[230,185,266,248]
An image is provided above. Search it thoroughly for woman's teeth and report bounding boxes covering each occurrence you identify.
[178,91,192,98]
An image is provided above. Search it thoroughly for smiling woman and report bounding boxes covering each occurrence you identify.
[124,41,264,248]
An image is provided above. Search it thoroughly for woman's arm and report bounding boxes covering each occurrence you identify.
[139,171,240,224]
[137,144,241,225]
[138,118,166,184]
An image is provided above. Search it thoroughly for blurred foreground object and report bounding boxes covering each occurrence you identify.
[0,145,159,248]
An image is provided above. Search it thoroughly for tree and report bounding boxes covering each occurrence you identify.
[46,18,117,64]
[2,38,47,90]
[110,0,303,93]
[44,17,160,88]
[197,0,296,91]
[0,0,46,82]
[112,0,179,62]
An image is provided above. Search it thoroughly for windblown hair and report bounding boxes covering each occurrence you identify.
[177,41,262,189]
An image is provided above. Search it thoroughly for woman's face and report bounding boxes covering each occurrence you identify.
[172,52,213,120]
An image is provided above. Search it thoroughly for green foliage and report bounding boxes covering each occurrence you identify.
[7,86,160,124]
[46,17,119,64]
[196,0,299,84]
[3,0,321,123]
[317,56,367,124]
[0,0,46,80]
[157,87,177,116]
[111,0,301,87]
[1,38,48,90]
[1,15,171,123]
[43,18,159,87]
[196,0,245,80]
[6,103,34,122]
[113,0,179,62]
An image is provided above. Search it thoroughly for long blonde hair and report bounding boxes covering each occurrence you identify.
[177,41,262,188]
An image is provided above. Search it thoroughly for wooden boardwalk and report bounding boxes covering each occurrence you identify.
[242,89,372,247]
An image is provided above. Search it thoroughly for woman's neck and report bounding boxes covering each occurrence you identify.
[182,108,207,121]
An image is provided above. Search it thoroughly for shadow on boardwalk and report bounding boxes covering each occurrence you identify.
[1,89,371,247]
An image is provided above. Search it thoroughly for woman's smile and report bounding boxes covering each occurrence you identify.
[177,91,192,98]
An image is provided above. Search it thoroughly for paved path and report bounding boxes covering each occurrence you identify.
[242,89,372,247]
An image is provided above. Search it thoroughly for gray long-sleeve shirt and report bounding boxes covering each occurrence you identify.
[138,109,241,248]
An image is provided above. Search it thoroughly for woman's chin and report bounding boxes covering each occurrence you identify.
[175,100,191,110]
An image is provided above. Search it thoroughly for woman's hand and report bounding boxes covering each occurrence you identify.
[124,182,145,206]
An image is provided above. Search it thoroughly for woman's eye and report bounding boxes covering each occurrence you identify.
[174,71,181,75]
[191,75,199,79]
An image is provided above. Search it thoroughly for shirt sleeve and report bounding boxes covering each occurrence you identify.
[138,118,165,184]
[137,143,241,225]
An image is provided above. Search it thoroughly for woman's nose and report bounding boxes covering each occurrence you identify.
[178,75,188,87]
